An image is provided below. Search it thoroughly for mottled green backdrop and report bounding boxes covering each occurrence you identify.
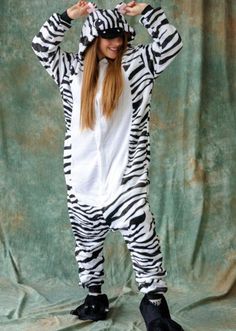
[1,0,236,330]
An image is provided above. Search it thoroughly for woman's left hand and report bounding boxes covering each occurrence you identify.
[124,1,148,16]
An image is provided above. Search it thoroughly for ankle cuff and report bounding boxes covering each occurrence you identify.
[88,285,102,294]
[146,292,164,300]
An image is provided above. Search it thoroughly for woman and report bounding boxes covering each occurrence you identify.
[32,1,184,330]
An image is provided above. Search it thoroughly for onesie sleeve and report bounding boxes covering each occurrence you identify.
[138,6,183,79]
[32,13,76,86]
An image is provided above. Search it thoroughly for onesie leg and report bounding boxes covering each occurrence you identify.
[118,200,167,294]
[67,194,110,289]
[112,197,183,330]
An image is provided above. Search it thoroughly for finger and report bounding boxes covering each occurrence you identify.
[126,1,136,7]
[125,7,134,13]
[125,8,135,16]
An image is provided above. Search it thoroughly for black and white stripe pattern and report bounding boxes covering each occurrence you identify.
[68,185,167,293]
[32,6,183,293]
[79,9,135,56]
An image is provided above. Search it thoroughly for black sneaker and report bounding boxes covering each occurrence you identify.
[140,294,184,331]
[70,294,109,321]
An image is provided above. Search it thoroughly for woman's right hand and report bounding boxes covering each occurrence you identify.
[67,1,91,20]
[125,1,148,16]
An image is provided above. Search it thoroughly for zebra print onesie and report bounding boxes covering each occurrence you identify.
[32,5,183,294]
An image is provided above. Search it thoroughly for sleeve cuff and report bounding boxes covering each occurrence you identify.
[141,5,154,15]
[60,10,73,24]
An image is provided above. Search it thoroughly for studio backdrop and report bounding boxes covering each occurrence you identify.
[0,0,236,330]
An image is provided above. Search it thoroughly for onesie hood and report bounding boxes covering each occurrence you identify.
[78,3,136,58]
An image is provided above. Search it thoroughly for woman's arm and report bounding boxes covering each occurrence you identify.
[31,1,90,86]
[125,1,183,79]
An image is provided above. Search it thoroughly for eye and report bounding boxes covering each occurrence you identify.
[94,19,103,29]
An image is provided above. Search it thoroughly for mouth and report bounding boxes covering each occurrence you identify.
[108,47,120,52]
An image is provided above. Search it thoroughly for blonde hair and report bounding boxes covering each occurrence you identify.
[80,35,128,130]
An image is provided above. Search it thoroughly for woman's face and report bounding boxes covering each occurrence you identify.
[97,36,124,60]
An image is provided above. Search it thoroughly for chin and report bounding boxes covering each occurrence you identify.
[106,51,119,59]
[106,54,118,60]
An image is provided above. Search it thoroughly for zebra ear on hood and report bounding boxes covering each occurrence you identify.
[87,2,98,13]
[115,2,127,15]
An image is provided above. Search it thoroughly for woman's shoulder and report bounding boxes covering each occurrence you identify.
[123,44,143,59]
[122,44,146,67]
